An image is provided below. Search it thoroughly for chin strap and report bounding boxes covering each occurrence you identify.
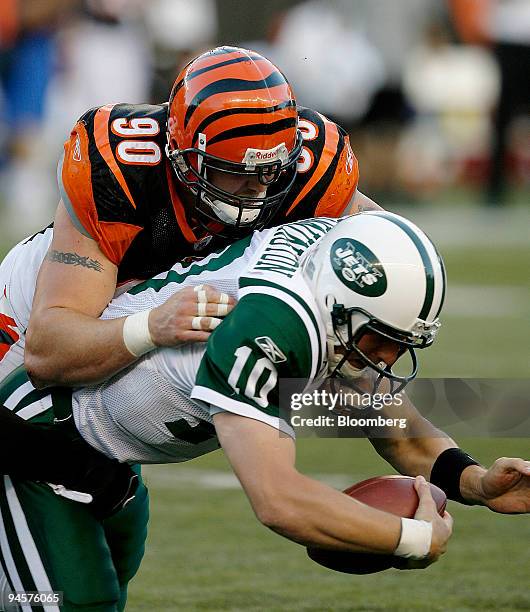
[326,338,366,379]
[326,336,411,396]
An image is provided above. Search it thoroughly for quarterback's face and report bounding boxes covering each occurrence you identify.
[348,331,401,369]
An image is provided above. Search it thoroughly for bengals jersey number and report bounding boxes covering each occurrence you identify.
[58,103,359,284]
[279,106,359,222]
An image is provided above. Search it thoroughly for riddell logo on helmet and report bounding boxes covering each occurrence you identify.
[256,150,276,160]
[331,239,387,297]
[242,143,288,169]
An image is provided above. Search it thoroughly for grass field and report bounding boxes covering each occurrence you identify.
[0,206,528,611]
[125,208,528,611]
[130,438,529,612]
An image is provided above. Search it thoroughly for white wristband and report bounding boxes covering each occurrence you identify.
[394,518,433,560]
[122,310,156,357]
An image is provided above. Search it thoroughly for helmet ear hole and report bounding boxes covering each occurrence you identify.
[325,294,336,310]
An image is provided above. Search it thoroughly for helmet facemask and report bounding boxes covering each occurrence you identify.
[166,130,303,239]
[301,212,446,396]
[329,303,440,394]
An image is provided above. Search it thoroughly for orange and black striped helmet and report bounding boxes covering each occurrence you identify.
[166,46,302,236]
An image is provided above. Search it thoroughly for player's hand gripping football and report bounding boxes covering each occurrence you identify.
[461,458,530,514]
[148,284,236,345]
[395,476,454,570]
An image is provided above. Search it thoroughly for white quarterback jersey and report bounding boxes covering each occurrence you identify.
[72,218,337,464]
[0,228,54,380]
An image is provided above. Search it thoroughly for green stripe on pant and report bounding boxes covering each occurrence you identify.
[0,371,149,611]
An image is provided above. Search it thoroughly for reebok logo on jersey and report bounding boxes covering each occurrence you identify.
[73,134,82,161]
[331,238,387,297]
[255,336,287,364]
[345,142,355,175]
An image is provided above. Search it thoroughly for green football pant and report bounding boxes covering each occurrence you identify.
[0,370,149,612]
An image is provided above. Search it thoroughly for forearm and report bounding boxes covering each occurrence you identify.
[364,384,459,479]
[260,471,402,553]
[371,419,458,479]
[374,432,487,505]
[218,413,410,554]
[25,307,136,387]
[454,464,487,504]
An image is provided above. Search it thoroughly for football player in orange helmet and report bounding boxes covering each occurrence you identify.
[166,48,303,236]
[17,46,366,389]
[0,46,375,523]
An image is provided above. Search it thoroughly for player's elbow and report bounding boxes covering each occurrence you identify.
[24,350,54,389]
[252,477,307,538]
[25,325,59,389]
[254,496,300,535]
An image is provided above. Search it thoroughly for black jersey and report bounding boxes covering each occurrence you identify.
[58,103,358,283]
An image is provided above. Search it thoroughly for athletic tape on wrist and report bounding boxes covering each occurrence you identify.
[394,518,432,559]
[122,310,156,357]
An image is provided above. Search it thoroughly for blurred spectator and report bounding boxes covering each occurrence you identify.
[398,19,499,198]
[1,0,221,241]
[335,0,442,121]
[0,0,18,50]
[264,0,386,129]
[1,0,156,239]
[0,0,73,235]
[269,0,445,199]
[450,0,530,205]
[45,0,152,149]
[144,0,217,101]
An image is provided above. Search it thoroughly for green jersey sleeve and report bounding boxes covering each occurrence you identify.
[190,292,318,436]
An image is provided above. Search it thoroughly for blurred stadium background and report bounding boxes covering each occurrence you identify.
[0,1,528,610]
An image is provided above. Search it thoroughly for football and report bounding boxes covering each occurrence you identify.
[307,475,447,574]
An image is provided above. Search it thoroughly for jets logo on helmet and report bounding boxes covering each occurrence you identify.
[302,211,447,390]
[331,238,387,297]
[166,46,303,237]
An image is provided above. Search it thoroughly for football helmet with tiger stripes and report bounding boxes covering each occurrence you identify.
[166,46,303,236]
[302,211,447,389]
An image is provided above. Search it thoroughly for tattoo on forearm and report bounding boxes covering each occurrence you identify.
[46,250,104,272]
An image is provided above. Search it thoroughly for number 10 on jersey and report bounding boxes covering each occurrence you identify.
[227,346,278,408]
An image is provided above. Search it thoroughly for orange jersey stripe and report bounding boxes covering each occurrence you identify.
[286,117,340,215]
[97,221,143,266]
[62,116,142,266]
[94,105,137,209]
[314,135,359,217]
[61,121,99,233]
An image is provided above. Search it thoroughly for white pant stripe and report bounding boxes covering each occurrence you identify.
[3,382,35,411]
[0,479,32,612]
[4,477,60,612]
[16,396,53,421]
